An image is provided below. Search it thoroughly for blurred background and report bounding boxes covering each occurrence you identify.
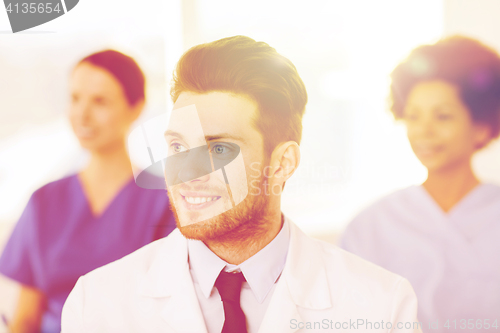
[1,0,500,326]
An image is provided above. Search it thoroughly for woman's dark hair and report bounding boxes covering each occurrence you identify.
[390,35,500,138]
[78,49,145,106]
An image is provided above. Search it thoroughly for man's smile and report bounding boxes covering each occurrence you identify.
[178,190,224,211]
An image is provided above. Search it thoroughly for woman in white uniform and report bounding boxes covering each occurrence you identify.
[341,36,500,332]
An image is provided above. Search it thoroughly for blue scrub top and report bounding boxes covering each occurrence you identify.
[0,174,176,332]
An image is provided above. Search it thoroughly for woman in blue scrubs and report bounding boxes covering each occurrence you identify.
[0,50,175,333]
[341,36,500,332]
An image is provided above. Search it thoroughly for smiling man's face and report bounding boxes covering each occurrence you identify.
[164,91,269,241]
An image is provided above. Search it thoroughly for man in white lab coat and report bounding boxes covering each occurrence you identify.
[62,35,422,333]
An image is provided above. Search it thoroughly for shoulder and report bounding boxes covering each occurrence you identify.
[309,235,418,321]
[14,174,78,221]
[357,186,418,217]
[346,186,418,230]
[32,174,78,201]
[62,232,181,330]
[291,223,406,291]
[77,228,181,287]
[479,183,500,201]
[25,175,80,226]
[290,227,417,317]
[339,187,421,256]
[316,235,405,290]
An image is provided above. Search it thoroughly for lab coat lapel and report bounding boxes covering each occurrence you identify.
[258,279,302,333]
[138,229,208,333]
[258,221,333,333]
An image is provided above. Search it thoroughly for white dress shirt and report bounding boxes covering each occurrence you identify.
[187,218,290,333]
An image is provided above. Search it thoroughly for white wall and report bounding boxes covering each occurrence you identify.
[444,0,500,185]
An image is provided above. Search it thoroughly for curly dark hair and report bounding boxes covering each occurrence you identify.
[390,35,500,138]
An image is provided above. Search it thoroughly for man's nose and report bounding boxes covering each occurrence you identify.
[166,145,214,186]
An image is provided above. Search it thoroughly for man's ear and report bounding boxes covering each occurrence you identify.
[473,123,493,149]
[269,141,301,186]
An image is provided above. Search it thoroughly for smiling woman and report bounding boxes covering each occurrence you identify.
[69,53,145,161]
[391,36,500,210]
[340,36,500,332]
[0,50,175,333]
[401,80,493,182]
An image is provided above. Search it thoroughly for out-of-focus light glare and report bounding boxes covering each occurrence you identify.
[321,70,358,100]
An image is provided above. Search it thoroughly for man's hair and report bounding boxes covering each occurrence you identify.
[390,35,500,138]
[79,49,146,106]
[171,35,308,156]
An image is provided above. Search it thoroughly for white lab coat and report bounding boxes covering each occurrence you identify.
[62,221,422,333]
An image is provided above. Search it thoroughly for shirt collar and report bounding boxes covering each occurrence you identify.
[187,216,290,304]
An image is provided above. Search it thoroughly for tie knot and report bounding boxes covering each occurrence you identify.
[215,271,245,303]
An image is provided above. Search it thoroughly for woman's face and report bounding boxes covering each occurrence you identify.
[403,80,491,172]
[69,62,142,153]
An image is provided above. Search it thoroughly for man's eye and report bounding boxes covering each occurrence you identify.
[211,144,228,155]
[171,143,187,153]
[211,144,231,155]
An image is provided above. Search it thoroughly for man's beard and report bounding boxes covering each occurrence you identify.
[168,174,270,243]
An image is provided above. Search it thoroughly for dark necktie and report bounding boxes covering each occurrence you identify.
[215,271,248,333]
